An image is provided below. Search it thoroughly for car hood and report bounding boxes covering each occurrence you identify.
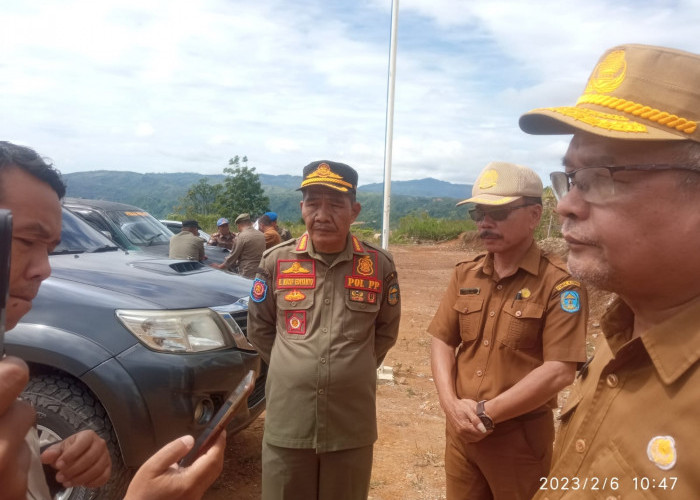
[48,250,253,309]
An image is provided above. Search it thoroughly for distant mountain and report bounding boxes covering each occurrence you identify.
[62,171,472,228]
[360,177,472,200]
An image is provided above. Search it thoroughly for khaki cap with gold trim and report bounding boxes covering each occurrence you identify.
[457,161,543,206]
[519,44,700,142]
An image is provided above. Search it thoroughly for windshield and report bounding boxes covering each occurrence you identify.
[105,210,173,246]
[53,209,120,254]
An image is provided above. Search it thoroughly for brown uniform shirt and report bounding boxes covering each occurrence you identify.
[428,242,587,411]
[208,230,235,250]
[247,233,401,452]
[533,296,700,499]
[168,231,205,261]
[222,226,265,278]
[263,226,281,249]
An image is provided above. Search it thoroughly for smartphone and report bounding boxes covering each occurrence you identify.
[178,369,256,467]
[0,209,12,356]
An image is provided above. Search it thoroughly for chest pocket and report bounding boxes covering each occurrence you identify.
[342,298,381,341]
[276,291,315,339]
[452,296,484,344]
[499,301,544,350]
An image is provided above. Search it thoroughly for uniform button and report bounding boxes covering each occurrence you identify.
[483,340,490,347]
[318,389,325,395]
[360,304,366,309]
[606,374,619,388]
[489,311,495,317]
[463,308,469,313]
[476,370,483,377]
[575,439,586,453]
[322,327,328,333]
[291,301,297,306]
[324,299,330,305]
[496,284,503,290]
[515,311,522,317]
[320,357,327,364]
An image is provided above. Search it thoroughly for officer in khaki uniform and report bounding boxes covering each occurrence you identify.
[247,160,401,500]
[168,219,205,261]
[521,45,700,499]
[429,162,587,500]
[208,217,235,250]
[213,213,265,278]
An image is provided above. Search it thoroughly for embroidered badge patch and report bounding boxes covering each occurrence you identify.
[387,283,400,306]
[647,436,677,470]
[250,278,267,302]
[284,290,306,302]
[277,259,316,289]
[555,279,581,292]
[285,311,306,335]
[560,290,580,313]
[350,289,378,304]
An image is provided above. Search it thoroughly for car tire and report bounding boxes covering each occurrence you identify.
[22,373,132,500]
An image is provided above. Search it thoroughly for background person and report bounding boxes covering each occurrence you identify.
[0,141,225,500]
[257,214,281,249]
[168,219,205,261]
[519,44,700,499]
[212,213,265,278]
[208,217,235,250]
[247,160,401,500]
[265,211,292,241]
[428,162,587,500]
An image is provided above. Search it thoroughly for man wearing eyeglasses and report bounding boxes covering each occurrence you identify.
[520,44,700,499]
[428,161,588,500]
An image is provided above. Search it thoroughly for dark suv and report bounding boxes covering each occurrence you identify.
[7,209,264,499]
[62,198,230,265]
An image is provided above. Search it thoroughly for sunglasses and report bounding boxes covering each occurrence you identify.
[468,203,535,222]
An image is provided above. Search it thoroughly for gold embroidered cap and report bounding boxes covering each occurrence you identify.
[298,160,358,194]
[520,44,700,142]
[457,161,543,206]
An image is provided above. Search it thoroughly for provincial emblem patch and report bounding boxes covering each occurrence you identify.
[387,283,400,306]
[560,290,580,313]
[250,278,267,303]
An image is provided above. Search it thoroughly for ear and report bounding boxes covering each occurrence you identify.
[350,201,361,223]
[529,204,543,230]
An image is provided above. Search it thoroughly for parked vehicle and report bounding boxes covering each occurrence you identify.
[7,208,264,499]
[62,198,230,265]
[160,219,231,264]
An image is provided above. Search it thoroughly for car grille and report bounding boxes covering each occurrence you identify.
[230,310,248,337]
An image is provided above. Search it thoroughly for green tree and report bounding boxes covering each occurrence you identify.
[214,155,270,218]
[175,178,223,217]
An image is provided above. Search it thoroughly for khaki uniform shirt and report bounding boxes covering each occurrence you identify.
[263,227,281,249]
[428,242,587,411]
[534,296,700,500]
[247,233,401,452]
[208,230,235,250]
[168,231,205,261]
[223,226,266,278]
[276,226,292,241]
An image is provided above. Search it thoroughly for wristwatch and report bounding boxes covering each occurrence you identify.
[476,400,495,431]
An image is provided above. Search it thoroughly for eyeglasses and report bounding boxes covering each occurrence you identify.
[468,203,534,222]
[550,164,700,202]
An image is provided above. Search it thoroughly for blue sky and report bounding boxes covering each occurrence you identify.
[2,0,700,188]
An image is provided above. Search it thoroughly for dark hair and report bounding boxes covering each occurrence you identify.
[258,214,272,227]
[0,141,66,200]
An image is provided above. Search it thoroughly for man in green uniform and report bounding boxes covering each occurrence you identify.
[168,220,205,261]
[247,160,401,500]
[520,44,700,499]
[429,162,587,500]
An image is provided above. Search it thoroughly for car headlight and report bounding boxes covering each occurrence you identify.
[116,308,234,352]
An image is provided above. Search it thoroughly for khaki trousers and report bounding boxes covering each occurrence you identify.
[445,410,554,500]
[262,441,374,500]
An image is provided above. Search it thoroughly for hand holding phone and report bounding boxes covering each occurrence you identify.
[178,370,256,467]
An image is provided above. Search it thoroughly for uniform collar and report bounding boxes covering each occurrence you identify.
[477,240,541,277]
[292,232,365,261]
[601,295,700,385]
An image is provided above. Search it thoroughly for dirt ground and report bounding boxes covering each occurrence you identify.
[204,240,609,500]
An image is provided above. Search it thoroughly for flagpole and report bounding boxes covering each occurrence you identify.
[381,0,399,251]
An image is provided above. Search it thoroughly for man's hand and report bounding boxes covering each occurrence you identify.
[0,356,35,500]
[40,429,111,489]
[444,397,492,443]
[124,432,226,500]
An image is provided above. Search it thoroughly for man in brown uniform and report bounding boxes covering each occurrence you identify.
[212,213,265,278]
[429,162,587,500]
[521,44,700,499]
[168,219,205,261]
[207,217,235,250]
[247,160,401,500]
[258,214,282,249]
